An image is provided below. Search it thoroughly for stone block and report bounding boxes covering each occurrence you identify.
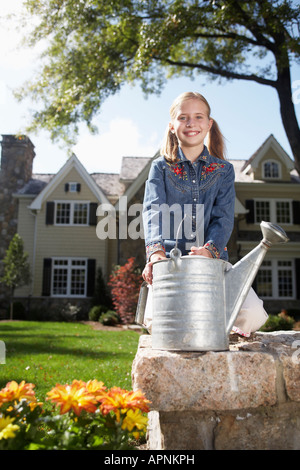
[132,331,300,450]
[132,335,277,411]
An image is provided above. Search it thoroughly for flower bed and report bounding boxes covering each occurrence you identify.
[0,380,150,450]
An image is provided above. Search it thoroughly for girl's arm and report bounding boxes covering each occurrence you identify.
[142,161,168,262]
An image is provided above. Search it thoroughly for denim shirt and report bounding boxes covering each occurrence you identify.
[143,146,235,261]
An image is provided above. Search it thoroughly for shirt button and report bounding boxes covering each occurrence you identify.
[192,180,196,183]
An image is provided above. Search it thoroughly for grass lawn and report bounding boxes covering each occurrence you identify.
[0,321,140,402]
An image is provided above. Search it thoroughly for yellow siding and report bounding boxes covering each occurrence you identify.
[253,150,290,181]
[237,184,300,233]
[51,167,96,201]
[16,166,112,298]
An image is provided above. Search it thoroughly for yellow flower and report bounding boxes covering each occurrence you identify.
[46,380,98,416]
[121,409,148,437]
[0,416,20,440]
[0,381,36,406]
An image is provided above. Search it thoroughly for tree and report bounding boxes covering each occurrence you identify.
[108,258,141,324]
[0,234,31,320]
[16,0,300,172]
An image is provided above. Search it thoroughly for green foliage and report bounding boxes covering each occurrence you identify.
[14,0,300,148]
[99,310,120,326]
[260,313,295,332]
[1,234,31,290]
[92,267,113,309]
[0,234,31,320]
[88,304,109,321]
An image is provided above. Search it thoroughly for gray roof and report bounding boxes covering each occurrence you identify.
[17,174,55,195]
[15,154,299,203]
[119,156,152,181]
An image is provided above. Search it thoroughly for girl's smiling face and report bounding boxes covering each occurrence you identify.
[169,98,213,160]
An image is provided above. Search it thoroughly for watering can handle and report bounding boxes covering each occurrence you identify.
[135,281,148,326]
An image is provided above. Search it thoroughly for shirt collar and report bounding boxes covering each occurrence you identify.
[178,145,210,163]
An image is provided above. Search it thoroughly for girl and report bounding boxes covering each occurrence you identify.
[142,91,268,337]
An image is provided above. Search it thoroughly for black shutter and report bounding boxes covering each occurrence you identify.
[86,259,96,297]
[42,258,52,296]
[292,201,300,224]
[65,183,69,192]
[295,259,300,300]
[45,201,55,225]
[89,202,98,226]
[245,200,255,224]
[77,183,81,192]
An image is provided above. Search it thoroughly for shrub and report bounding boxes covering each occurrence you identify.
[108,258,142,324]
[88,305,108,322]
[92,267,113,309]
[260,313,295,332]
[99,310,120,326]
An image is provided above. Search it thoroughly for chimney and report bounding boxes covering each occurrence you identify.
[0,135,35,257]
[0,135,35,185]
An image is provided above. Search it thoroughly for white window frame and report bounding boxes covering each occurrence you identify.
[254,198,293,225]
[256,259,296,300]
[51,257,88,297]
[263,160,281,179]
[69,182,79,192]
[54,200,90,226]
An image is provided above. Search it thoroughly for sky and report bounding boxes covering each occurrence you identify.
[0,0,300,176]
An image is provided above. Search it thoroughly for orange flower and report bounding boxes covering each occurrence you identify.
[85,380,106,401]
[122,390,151,414]
[46,380,98,416]
[99,387,150,421]
[0,381,36,406]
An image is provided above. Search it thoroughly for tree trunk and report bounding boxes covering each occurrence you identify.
[276,67,300,175]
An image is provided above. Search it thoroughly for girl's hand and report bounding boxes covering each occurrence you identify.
[188,246,213,258]
[142,251,166,284]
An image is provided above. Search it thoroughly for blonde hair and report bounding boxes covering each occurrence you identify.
[161,92,226,162]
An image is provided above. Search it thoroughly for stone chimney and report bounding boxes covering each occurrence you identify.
[0,135,35,308]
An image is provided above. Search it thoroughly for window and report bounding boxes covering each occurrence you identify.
[55,201,89,225]
[263,161,280,179]
[254,199,292,224]
[65,182,81,192]
[257,260,295,299]
[69,182,80,192]
[52,258,87,297]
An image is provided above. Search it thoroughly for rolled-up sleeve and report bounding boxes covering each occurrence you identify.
[142,161,167,261]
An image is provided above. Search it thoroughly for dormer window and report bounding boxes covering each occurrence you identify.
[65,182,81,192]
[263,160,280,179]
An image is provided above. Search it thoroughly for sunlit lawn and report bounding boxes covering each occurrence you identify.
[0,321,140,402]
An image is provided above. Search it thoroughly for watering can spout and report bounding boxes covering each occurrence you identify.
[225,221,289,334]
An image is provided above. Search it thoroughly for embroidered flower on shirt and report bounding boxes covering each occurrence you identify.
[201,162,225,180]
[167,162,187,180]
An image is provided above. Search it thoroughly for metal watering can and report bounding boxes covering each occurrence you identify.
[136,221,289,351]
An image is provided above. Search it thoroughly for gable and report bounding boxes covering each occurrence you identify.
[242,135,294,182]
[29,154,110,210]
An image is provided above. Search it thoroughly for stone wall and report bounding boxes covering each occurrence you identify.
[132,331,300,450]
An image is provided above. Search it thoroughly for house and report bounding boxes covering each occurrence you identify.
[0,133,299,317]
